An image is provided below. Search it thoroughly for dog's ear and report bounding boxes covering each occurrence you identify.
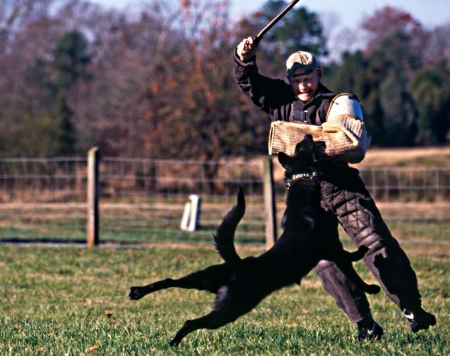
[294,142,303,154]
[294,135,314,155]
[278,152,289,167]
[303,134,315,152]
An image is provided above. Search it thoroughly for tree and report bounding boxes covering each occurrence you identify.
[52,30,90,91]
[422,24,450,70]
[0,0,104,157]
[326,50,385,145]
[0,97,61,157]
[378,68,418,146]
[51,30,90,155]
[3,0,448,161]
[362,6,427,59]
[410,64,450,145]
[0,0,55,54]
[365,33,420,146]
[328,51,368,96]
[339,7,431,146]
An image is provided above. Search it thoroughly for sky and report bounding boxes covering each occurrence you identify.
[233,0,450,29]
[90,0,450,29]
[90,0,450,59]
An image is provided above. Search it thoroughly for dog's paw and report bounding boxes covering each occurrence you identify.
[169,334,183,347]
[129,286,144,300]
[366,284,381,295]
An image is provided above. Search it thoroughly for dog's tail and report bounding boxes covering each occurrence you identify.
[213,186,245,264]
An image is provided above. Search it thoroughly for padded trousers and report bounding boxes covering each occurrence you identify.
[313,163,423,323]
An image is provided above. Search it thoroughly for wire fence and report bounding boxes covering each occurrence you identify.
[0,155,449,249]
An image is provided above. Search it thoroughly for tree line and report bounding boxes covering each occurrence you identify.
[1,0,449,160]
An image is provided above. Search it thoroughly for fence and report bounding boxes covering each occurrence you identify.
[0,151,449,250]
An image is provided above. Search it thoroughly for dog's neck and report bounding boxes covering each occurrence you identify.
[282,172,322,230]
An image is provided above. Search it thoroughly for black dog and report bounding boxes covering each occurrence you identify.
[129,135,380,346]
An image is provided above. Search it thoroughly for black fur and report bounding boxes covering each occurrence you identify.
[129,135,380,346]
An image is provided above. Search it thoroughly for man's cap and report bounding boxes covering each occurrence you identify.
[286,51,319,77]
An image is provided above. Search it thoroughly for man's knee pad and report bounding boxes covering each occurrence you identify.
[315,259,337,273]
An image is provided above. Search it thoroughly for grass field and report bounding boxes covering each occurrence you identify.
[353,147,450,168]
[1,147,449,354]
[1,244,449,355]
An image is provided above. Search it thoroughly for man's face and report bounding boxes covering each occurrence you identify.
[288,68,322,102]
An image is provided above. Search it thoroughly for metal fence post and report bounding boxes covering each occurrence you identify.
[263,158,277,249]
[87,147,99,247]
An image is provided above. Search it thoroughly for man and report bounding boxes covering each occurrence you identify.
[233,36,436,340]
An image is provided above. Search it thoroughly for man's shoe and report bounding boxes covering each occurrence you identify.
[357,321,384,341]
[403,308,436,333]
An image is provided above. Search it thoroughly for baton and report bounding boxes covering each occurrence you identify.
[253,0,302,44]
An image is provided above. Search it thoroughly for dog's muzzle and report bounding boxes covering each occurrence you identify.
[286,170,318,189]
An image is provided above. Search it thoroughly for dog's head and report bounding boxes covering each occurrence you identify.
[278,135,323,185]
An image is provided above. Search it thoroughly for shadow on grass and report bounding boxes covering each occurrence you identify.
[0,237,87,245]
[0,237,216,247]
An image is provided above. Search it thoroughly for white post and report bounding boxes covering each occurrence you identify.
[180,194,202,232]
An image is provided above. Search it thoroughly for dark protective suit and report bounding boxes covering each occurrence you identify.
[233,52,424,323]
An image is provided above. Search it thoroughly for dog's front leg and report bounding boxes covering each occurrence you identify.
[346,245,369,262]
[334,260,381,295]
[129,278,175,300]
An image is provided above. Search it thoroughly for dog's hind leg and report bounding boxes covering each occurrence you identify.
[169,309,239,346]
[169,285,264,346]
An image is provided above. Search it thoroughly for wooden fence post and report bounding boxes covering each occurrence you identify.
[87,147,99,247]
[263,158,277,250]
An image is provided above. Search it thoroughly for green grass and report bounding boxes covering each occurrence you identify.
[0,245,449,355]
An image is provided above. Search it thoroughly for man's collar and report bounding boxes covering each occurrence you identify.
[316,83,335,96]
